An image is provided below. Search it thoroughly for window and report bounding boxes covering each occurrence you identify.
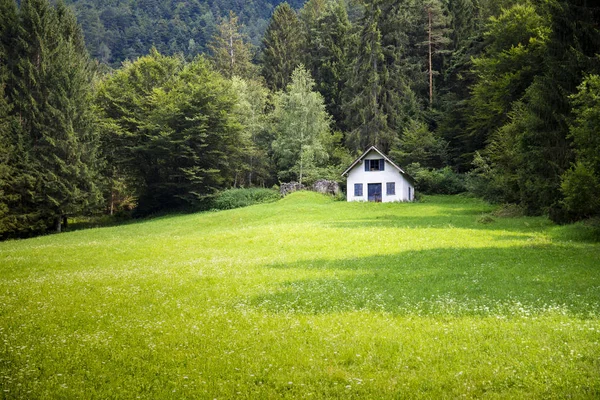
[386,182,395,196]
[354,183,363,197]
[364,159,385,171]
[408,187,412,200]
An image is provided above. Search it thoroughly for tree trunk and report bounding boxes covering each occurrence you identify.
[55,216,62,233]
[428,7,433,107]
[299,145,304,185]
[229,32,235,77]
[110,189,115,216]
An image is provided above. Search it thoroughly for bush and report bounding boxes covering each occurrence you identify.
[492,204,525,218]
[406,163,467,195]
[560,162,600,220]
[211,188,281,211]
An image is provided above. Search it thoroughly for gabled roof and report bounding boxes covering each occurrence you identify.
[341,146,413,181]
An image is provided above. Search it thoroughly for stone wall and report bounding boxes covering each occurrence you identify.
[280,180,340,197]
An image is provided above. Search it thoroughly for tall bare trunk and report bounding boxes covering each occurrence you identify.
[428,7,433,107]
[229,32,235,76]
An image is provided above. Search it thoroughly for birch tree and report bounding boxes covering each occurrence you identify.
[271,66,331,185]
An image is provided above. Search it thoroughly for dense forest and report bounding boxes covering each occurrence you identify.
[0,0,599,239]
[66,0,305,66]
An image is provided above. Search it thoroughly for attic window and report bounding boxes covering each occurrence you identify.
[364,159,384,171]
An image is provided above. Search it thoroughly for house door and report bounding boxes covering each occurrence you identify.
[368,183,382,202]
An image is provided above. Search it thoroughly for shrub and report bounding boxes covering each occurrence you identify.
[492,204,525,218]
[406,163,467,195]
[211,188,281,211]
[477,214,496,224]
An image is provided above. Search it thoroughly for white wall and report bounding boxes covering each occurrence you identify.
[346,151,414,202]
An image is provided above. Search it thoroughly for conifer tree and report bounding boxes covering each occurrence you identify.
[422,0,452,107]
[302,0,350,130]
[0,0,101,235]
[343,0,393,153]
[208,11,258,80]
[261,2,305,91]
[560,75,600,220]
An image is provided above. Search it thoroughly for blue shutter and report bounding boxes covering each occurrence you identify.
[380,159,385,171]
[364,160,369,171]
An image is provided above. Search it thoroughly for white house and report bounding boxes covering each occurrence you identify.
[342,146,414,202]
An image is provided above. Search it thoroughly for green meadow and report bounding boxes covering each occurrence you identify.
[1,192,599,399]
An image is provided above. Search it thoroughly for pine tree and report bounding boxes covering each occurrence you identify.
[344,0,422,153]
[208,10,258,80]
[422,0,451,107]
[561,75,600,220]
[261,2,305,91]
[302,0,351,130]
[343,0,392,153]
[467,3,549,160]
[0,0,101,235]
[513,0,600,214]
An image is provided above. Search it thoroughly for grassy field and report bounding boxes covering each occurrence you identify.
[1,192,599,399]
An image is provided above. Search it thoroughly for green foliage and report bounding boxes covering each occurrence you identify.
[230,77,274,187]
[558,74,600,222]
[301,0,350,130]
[560,162,600,220]
[0,0,102,238]
[467,2,549,154]
[559,74,600,220]
[211,187,280,210]
[63,0,305,67]
[462,1,600,217]
[271,65,332,185]
[261,2,305,91]
[406,163,466,195]
[209,11,259,80]
[568,74,600,175]
[391,119,447,168]
[96,51,243,215]
[343,0,392,152]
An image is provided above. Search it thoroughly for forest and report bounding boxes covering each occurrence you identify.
[0,0,599,239]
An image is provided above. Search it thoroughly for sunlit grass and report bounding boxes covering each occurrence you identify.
[1,192,599,398]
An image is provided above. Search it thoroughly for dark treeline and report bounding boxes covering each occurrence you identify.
[64,0,305,66]
[1,0,599,239]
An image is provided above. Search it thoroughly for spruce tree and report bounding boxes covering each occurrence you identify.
[9,0,102,233]
[303,0,351,130]
[208,11,258,80]
[261,2,305,91]
[344,0,422,153]
[343,0,391,153]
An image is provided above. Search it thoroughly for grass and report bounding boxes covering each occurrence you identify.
[0,192,599,399]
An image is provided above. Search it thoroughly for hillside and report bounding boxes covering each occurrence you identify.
[66,0,305,66]
[1,193,599,398]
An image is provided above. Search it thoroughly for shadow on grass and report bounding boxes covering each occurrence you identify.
[247,245,600,316]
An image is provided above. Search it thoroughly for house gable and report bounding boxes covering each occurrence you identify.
[342,147,414,202]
